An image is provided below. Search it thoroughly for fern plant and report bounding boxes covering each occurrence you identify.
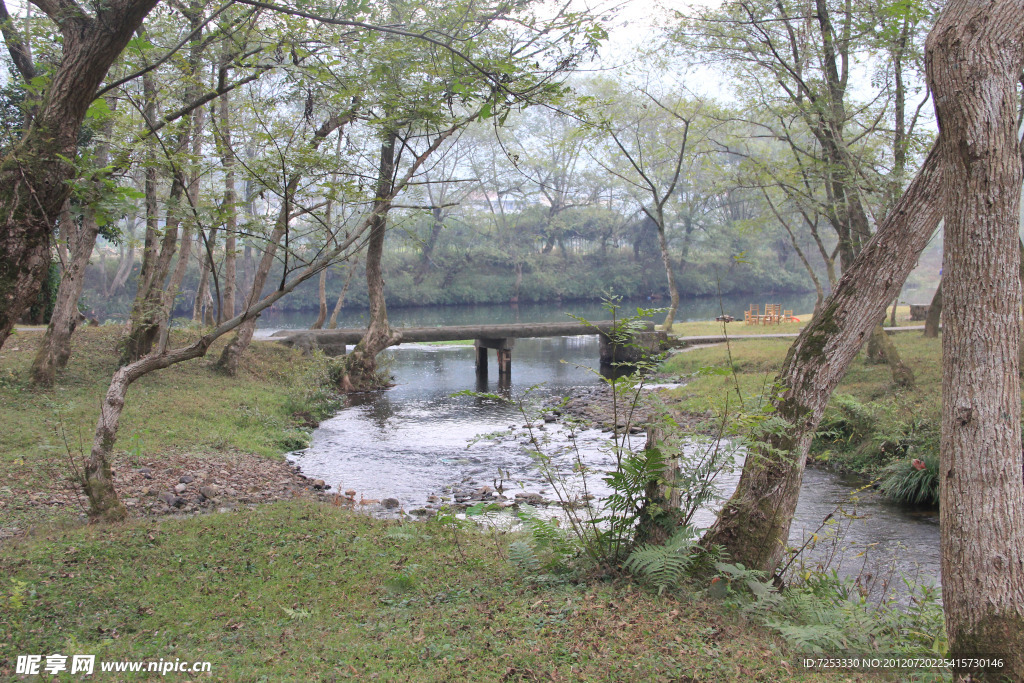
[624,526,705,594]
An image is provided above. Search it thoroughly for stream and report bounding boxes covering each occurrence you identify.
[270,298,940,591]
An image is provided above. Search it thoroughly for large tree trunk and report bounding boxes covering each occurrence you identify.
[341,131,402,391]
[0,0,159,351]
[928,2,1024,677]
[702,141,945,575]
[30,100,117,386]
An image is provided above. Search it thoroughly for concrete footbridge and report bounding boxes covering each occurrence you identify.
[268,321,665,377]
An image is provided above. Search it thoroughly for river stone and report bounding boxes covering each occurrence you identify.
[179,475,195,484]
[159,491,185,508]
[312,479,326,489]
[382,498,400,509]
[199,485,219,500]
[174,483,188,494]
[515,493,544,505]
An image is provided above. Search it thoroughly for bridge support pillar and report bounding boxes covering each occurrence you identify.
[475,337,514,379]
[475,345,488,375]
[497,348,512,377]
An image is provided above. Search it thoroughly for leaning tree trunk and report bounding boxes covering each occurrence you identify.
[86,324,231,521]
[215,213,287,375]
[928,2,1024,677]
[32,92,120,384]
[341,132,402,391]
[701,140,945,575]
[923,279,943,338]
[0,0,159,351]
[122,180,185,363]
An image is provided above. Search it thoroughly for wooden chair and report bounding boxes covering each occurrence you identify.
[746,304,760,325]
[764,303,781,324]
[783,309,795,322]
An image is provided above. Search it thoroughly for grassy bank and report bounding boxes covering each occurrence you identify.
[0,326,339,531]
[658,320,943,498]
[0,500,886,682]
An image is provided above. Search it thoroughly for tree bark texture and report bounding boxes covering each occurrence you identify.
[0,0,159,350]
[927,1,1024,676]
[702,141,945,575]
[342,131,402,390]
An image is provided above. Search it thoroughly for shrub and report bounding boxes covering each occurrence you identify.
[878,453,939,507]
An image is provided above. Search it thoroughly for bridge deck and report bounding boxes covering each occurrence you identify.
[270,320,651,346]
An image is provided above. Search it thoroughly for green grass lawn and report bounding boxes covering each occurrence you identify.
[657,330,944,478]
[0,500,885,682]
[668,305,921,338]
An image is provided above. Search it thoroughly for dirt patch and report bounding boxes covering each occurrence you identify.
[0,448,335,542]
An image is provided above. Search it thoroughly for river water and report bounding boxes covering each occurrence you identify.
[274,298,940,590]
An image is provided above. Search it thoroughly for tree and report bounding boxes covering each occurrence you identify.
[0,0,159,350]
[701,139,945,574]
[678,0,934,383]
[593,83,710,329]
[78,0,604,515]
[927,0,1024,675]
